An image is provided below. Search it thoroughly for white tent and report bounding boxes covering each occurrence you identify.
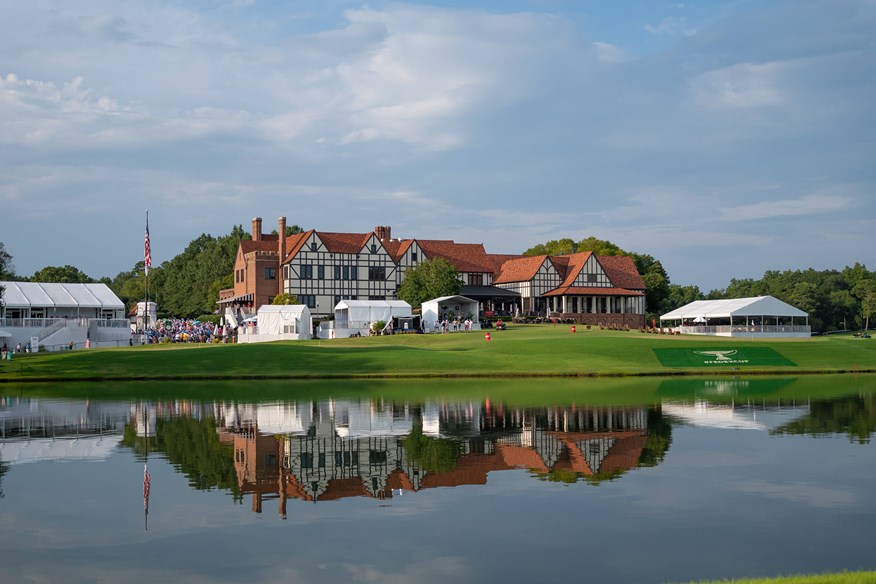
[1,281,124,316]
[237,304,312,343]
[421,295,480,331]
[660,296,809,337]
[333,300,412,330]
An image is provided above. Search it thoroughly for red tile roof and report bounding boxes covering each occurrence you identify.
[493,255,551,284]
[282,230,313,262]
[418,240,495,273]
[597,255,645,290]
[240,239,279,255]
[552,252,594,287]
[318,231,373,254]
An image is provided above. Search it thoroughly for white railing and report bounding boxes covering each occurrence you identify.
[33,318,67,343]
[675,325,811,335]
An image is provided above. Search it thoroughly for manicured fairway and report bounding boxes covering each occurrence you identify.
[1,325,874,381]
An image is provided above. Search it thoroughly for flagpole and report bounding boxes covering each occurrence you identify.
[144,209,151,328]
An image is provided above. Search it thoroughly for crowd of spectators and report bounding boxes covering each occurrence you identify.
[137,318,222,344]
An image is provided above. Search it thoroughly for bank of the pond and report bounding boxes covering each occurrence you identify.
[1,326,874,382]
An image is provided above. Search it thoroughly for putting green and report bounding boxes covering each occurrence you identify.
[653,347,797,368]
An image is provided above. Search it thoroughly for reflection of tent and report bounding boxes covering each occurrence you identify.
[421,295,480,331]
[334,300,412,330]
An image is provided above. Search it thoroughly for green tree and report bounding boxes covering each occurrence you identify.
[0,241,14,279]
[272,292,299,305]
[157,225,249,317]
[271,225,305,236]
[575,236,625,256]
[29,264,94,283]
[631,253,670,316]
[852,279,876,331]
[397,257,462,308]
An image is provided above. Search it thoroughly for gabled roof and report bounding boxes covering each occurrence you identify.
[494,255,552,284]
[318,231,374,254]
[551,251,594,288]
[598,255,645,290]
[282,230,314,262]
[380,238,416,262]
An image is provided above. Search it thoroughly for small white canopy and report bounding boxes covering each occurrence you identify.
[660,296,807,321]
[255,304,311,335]
[334,300,412,329]
[421,295,479,330]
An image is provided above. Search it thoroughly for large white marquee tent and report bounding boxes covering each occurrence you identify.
[659,296,810,337]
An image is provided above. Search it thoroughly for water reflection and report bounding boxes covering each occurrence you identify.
[2,391,874,512]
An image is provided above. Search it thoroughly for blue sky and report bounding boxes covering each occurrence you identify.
[1,0,873,292]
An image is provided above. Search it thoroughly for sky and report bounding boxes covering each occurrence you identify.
[1,0,874,292]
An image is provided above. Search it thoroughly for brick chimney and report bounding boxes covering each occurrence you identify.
[374,225,391,241]
[252,217,263,241]
[278,216,287,259]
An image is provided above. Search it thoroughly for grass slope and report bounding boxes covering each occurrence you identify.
[1,325,874,382]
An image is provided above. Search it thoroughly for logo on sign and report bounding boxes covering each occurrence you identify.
[694,350,749,365]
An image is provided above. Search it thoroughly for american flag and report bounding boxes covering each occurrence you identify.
[144,212,152,275]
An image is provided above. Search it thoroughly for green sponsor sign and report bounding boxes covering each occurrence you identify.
[653,347,797,368]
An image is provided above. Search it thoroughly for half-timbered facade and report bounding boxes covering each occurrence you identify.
[224,218,646,325]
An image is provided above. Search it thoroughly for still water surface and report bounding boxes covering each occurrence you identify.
[1,377,874,583]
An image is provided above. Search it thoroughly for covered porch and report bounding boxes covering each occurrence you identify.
[540,287,646,328]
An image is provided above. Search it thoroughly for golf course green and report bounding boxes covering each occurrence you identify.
[1,325,873,382]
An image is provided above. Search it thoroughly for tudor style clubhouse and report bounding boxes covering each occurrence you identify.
[221,217,646,329]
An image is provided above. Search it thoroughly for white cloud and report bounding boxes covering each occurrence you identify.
[645,16,697,36]
[719,193,854,221]
[690,62,786,109]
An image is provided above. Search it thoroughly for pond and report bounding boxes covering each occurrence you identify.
[1,375,874,584]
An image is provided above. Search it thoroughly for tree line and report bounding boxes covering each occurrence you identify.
[2,231,874,331]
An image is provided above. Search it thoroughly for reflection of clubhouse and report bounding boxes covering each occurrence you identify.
[217,404,653,515]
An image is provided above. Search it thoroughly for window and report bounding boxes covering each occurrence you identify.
[368,266,386,281]
[469,274,483,286]
[300,294,316,308]
[371,243,377,253]
[318,265,325,280]
[368,295,385,300]
[310,242,317,252]
[351,266,358,280]
[334,265,341,280]
[267,296,275,304]
[265,267,276,280]
[301,265,313,280]
[343,266,349,280]
[300,453,313,469]
[411,251,418,262]
[587,273,598,283]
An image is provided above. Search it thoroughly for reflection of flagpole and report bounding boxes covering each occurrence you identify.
[143,407,151,532]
